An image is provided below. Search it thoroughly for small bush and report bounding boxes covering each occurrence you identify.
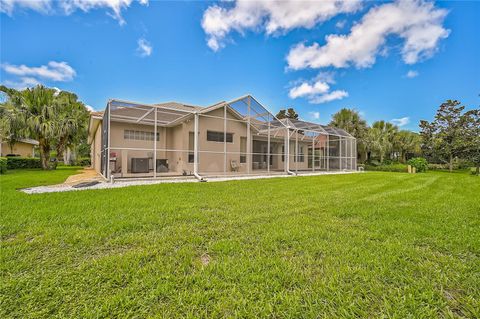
[0,157,7,174]
[75,157,91,167]
[408,157,428,173]
[365,163,407,172]
[6,157,42,169]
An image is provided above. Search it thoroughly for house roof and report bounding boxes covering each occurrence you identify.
[1,138,40,145]
[19,138,39,145]
[154,102,203,112]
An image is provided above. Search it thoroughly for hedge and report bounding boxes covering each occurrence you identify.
[6,157,42,169]
[0,157,7,174]
[365,163,408,172]
[75,157,91,167]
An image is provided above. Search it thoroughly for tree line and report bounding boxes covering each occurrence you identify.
[0,85,90,169]
[2,84,478,174]
[277,100,479,175]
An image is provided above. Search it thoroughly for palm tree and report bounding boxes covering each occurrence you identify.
[394,130,421,163]
[0,98,25,154]
[1,85,57,169]
[372,120,398,161]
[364,127,391,163]
[329,108,368,161]
[54,91,89,163]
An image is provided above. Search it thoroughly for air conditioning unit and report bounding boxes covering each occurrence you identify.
[131,158,149,173]
[156,159,169,172]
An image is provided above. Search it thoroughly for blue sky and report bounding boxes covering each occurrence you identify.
[1,0,479,131]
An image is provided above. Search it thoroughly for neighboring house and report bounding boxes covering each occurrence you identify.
[0,138,38,157]
[88,95,356,180]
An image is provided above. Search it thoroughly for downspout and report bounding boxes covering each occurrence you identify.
[193,112,206,182]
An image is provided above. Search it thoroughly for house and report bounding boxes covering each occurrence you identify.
[0,138,38,157]
[88,95,356,180]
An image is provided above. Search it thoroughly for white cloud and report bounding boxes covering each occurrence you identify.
[335,19,346,29]
[287,0,449,70]
[85,104,95,112]
[309,111,320,120]
[2,61,76,82]
[0,0,52,14]
[289,80,329,99]
[2,77,40,90]
[201,0,361,51]
[136,38,152,57]
[289,72,347,104]
[310,90,348,104]
[0,0,148,25]
[406,70,419,78]
[391,117,410,126]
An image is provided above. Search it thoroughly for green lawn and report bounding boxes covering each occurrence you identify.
[1,168,479,318]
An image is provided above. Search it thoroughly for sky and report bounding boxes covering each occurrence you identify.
[1,0,479,131]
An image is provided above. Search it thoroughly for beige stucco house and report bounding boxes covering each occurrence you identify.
[0,138,38,157]
[88,95,356,180]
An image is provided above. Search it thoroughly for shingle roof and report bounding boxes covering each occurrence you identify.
[154,102,203,112]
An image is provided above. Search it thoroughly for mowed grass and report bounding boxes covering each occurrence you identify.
[1,168,479,318]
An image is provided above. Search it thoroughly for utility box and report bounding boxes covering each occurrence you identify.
[131,158,149,173]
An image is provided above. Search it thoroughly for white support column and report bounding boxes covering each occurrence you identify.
[295,131,298,173]
[193,112,199,175]
[353,138,357,170]
[312,135,315,172]
[106,102,111,180]
[267,119,271,173]
[285,127,289,172]
[153,107,157,178]
[326,135,330,172]
[350,138,353,170]
[224,105,227,175]
[247,97,251,174]
[339,137,342,171]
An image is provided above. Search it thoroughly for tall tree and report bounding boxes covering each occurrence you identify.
[0,98,25,154]
[276,107,299,120]
[371,120,398,161]
[329,108,368,161]
[0,85,57,169]
[393,130,421,163]
[461,109,480,175]
[364,126,391,163]
[54,91,89,163]
[419,100,465,172]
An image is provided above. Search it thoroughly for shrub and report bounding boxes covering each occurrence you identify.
[408,157,428,173]
[365,163,408,172]
[428,163,449,170]
[75,157,91,167]
[0,157,7,174]
[6,157,42,169]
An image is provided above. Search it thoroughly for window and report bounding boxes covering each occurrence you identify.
[240,137,247,163]
[281,145,284,162]
[124,130,159,141]
[207,130,233,143]
[298,146,305,162]
[188,132,194,163]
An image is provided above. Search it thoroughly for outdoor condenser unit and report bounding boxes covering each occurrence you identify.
[131,158,149,173]
[156,159,169,172]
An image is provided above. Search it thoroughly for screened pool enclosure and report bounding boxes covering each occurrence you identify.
[96,95,357,180]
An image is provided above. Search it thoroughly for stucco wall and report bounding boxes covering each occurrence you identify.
[90,106,319,177]
[0,142,35,157]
